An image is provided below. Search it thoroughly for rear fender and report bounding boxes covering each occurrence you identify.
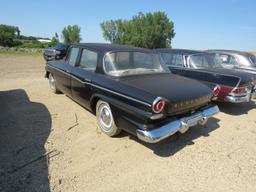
[90,93,153,123]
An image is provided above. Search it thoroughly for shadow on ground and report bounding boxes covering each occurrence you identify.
[0,89,51,192]
[217,101,256,115]
[118,117,220,157]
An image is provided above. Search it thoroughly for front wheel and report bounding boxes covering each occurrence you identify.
[96,100,121,137]
[48,73,60,94]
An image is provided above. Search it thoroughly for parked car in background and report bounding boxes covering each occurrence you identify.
[156,49,256,103]
[43,43,69,61]
[45,43,219,143]
[207,50,256,73]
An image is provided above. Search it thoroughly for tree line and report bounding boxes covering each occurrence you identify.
[0,11,175,49]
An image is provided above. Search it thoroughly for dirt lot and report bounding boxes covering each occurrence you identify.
[0,55,256,192]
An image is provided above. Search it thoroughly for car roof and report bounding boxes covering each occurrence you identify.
[155,48,202,56]
[208,49,252,57]
[73,43,153,54]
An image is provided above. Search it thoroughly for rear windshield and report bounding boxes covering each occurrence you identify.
[104,51,168,76]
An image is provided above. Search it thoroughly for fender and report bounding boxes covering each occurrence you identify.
[90,93,155,122]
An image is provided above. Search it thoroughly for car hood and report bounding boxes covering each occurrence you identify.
[118,73,213,103]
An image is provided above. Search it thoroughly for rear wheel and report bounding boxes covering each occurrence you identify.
[48,73,59,93]
[96,100,121,137]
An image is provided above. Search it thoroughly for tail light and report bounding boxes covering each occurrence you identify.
[152,97,165,113]
[213,85,221,96]
[230,86,249,96]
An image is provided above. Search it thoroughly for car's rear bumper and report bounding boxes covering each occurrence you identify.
[136,105,219,143]
[224,91,256,103]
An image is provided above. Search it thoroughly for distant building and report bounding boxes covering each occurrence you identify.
[37,39,51,43]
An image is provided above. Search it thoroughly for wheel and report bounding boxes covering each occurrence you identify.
[96,100,121,137]
[48,73,59,93]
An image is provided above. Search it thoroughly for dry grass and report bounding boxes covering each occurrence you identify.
[250,51,256,55]
[0,50,42,56]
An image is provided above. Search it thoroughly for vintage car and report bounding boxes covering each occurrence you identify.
[156,49,256,103]
[43,43,69,61]
[207,50,256,73]
[45,43,219,143]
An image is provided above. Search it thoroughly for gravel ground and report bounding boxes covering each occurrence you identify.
[0,55,256,192]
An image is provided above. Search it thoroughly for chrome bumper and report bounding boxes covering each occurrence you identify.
[136,105,219,143]
[224,91,256,103]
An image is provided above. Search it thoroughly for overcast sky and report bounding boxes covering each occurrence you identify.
[1,0,255,51]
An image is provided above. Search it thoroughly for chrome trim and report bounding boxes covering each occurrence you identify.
[224,91,254,103]
[92,83,151,107]
[47,65,152,107]
[152,97,165,113]
[224,95,250,103]
[150,113,164,120]
[136,105,219,143]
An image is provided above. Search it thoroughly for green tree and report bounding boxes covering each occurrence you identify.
[100,19,127,44]
[62,25,81,44]
[50,33,60,47]
[0,24,21,47]
[100,12,175,49]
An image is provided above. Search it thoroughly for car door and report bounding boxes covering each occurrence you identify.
[71,48,98,109]
[55,46,79,96]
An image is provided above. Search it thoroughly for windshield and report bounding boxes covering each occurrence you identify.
[188,53,224,69]
[104,51,168,76]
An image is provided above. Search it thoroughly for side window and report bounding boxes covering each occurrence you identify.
[189,55,211,68]
[79,49,98,71]
[68,48,79,66]
[218,54,237,66]
[161,53,183,67]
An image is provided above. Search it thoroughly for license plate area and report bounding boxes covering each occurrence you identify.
[181,114,203,127]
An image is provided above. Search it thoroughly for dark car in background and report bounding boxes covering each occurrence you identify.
[43,43,69,61]
[45,43,219,143]
[207,50,256,73]
[156,49,256,103]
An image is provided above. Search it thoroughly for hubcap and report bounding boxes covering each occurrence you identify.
[49,74,55,90]
[99,104,113,131]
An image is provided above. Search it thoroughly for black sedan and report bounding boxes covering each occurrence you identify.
[45,44,219,143]
[43,43,69,61]
[156,49,256,103]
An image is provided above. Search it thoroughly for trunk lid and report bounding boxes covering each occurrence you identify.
[118,73,213,115]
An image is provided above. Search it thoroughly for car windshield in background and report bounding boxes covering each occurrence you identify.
[188,53,224,69]
[104,51,168,76]
[250,55,256,64]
